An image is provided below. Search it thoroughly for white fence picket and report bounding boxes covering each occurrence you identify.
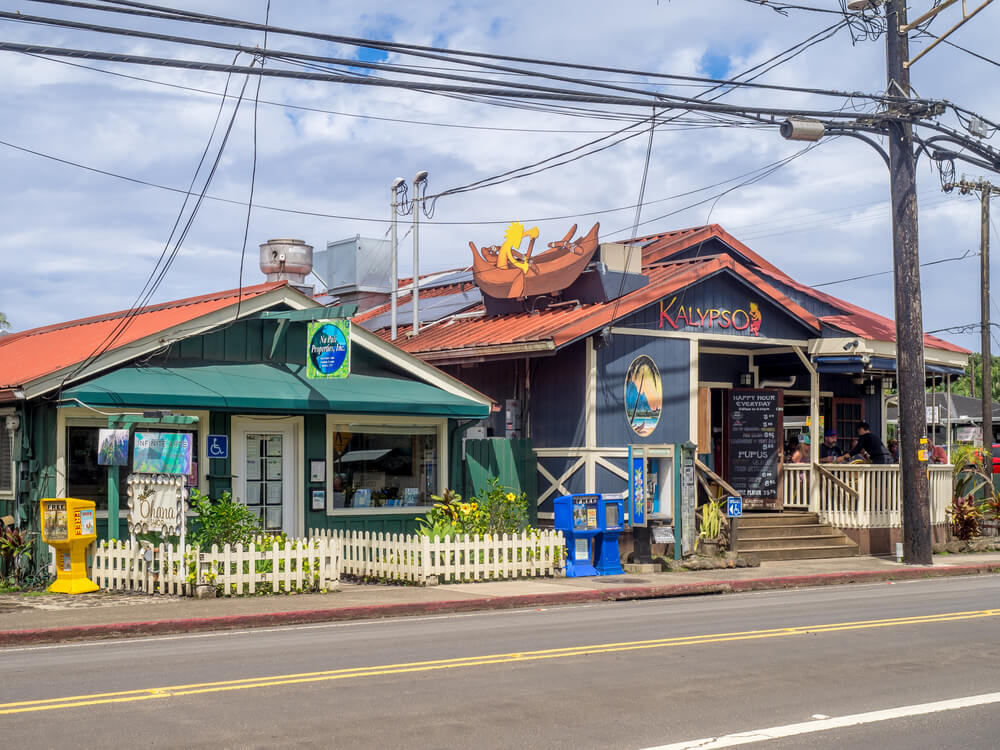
[91,528,562,595]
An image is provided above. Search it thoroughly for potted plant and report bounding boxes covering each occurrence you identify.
[694,498,725,557]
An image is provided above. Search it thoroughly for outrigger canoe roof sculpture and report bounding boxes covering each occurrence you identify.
[469,222,600,300]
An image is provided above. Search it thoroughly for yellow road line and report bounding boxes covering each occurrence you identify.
[3,608,998,715]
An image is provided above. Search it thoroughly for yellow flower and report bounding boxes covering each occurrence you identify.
[506,492,516,502]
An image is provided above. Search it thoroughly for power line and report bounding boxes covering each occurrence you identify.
[25,0,901,104]
[810,249,979,288]
[0,132,813,227]
[0,40,890,122]
[229,1,270,327]
[13,52,650,135]
[58,55,253,389]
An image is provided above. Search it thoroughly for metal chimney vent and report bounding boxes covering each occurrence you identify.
[259,238,314,296]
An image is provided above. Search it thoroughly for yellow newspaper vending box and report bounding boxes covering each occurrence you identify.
[41,498,99,594]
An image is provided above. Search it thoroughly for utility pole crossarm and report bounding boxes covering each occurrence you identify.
[903,0,996,68]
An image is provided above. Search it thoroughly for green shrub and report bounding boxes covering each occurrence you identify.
[189,489,263,549]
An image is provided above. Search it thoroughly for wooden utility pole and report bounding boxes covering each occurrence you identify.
[886,0,932,565]
[946,178,1000,450]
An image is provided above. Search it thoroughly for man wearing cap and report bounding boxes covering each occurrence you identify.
[819,429,846,464]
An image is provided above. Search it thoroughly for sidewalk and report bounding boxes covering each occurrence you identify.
[3,553,999,646]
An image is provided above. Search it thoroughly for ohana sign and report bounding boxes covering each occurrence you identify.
[658,296,762,336]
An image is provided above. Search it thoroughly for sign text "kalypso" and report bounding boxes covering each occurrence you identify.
[658,296,762,336]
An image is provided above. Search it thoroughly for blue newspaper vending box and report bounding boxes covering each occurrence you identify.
[594,494,625,575]
[553,494,601,576]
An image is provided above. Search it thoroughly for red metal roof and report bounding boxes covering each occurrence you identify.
[359,223,969,359]
[750,267,969,354]
[0,282,288,390]
[370,255,820,359]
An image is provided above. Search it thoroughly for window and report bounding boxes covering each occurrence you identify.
[833,398,864,453]
[65,426,200,511]
[0,425,13,496]
[330,425,438,510]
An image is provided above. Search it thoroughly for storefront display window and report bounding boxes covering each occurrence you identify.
[330,425,438,510]
[65,425,199,511]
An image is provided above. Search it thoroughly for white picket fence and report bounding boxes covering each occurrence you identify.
[89,529,565,595]
[89,536,340,597]
[312,528,565,584]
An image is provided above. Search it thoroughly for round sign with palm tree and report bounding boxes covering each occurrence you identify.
[624,354,662,437]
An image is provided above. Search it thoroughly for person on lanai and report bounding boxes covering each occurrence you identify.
[887,438,899,463]
[785,434,800,463]
[790,434,811,463]
[819,429,847,463]
[848,421,892,464]
[929,439,948,464]
[748,302,762,337]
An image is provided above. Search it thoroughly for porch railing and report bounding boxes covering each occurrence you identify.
[781,464,952,528]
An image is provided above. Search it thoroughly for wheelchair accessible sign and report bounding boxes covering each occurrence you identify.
[307,319,351,379]
[207,435,229,460]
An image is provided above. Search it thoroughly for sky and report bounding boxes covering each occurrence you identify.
[1,0,998,354]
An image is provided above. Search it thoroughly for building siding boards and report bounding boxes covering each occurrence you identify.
[531,341,586,448]
[599,334,690,445]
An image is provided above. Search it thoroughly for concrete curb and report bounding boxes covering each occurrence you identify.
[2,563,998,647]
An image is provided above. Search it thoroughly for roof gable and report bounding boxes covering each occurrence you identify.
[0,282,297,395]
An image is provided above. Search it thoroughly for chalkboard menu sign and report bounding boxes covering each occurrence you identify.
[726,389,783,511]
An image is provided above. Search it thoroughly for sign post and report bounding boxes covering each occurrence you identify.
[726,495,742,552]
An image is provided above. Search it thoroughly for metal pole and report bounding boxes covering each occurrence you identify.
[412,197,420,336]
[886,0,932,565]
[390,185,398,341]
[981,182,993,452]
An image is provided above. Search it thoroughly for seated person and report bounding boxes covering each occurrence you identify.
[819,430,846,463]
[790,434,811,463]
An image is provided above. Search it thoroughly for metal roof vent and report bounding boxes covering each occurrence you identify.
[259,238,314,296]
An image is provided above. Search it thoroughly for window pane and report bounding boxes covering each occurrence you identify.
[332,426,437,510]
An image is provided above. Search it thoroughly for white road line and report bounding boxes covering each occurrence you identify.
[641,692,1000,749]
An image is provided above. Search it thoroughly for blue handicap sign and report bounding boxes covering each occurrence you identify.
[726,496,742,518]
[207,434,229,460]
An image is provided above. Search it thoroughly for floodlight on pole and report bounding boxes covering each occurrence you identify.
[780,118,825,142]
[390,176,405,341]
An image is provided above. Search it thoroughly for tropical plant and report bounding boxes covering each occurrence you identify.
[0,312,10,334]
[471,478,530,536]
[952,443,994,502]
[188,489,263,549]
[947,496,983,542]
[0,526,34,585]
[416,481,533,538]
[694,498,725,553]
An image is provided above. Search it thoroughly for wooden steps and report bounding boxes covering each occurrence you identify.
[734,512,858,561]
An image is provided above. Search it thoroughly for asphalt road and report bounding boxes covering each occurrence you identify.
[3,576,1000,749]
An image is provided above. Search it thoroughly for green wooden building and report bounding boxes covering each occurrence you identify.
[0,281,491,555]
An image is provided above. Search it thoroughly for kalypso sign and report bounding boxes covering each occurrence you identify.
[658,296,763,336]
[307,319,350,379]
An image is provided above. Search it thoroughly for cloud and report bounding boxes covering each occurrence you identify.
[0,0,997,356]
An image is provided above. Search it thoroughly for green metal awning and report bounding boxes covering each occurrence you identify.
[63,363,489,418]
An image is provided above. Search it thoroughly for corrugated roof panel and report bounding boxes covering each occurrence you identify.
[0,282,288,389]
